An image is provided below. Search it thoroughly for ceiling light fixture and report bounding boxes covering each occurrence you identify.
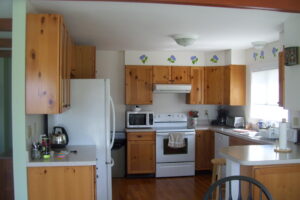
[171,34,198,47]
[252,41,267,50]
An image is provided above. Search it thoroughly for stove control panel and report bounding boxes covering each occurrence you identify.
[154,113,187,123]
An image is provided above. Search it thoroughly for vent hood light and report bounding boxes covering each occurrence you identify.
[153,84,192,93]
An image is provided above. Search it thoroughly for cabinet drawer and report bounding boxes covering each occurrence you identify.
[127,132,155,141]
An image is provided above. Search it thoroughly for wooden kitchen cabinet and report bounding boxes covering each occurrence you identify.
[28,166,96,200]
[125,66,153,105]
[171,66,191,84]
[127,132,155,174]
[241,164,300,200]
[71,45,96,79]
[26,14,72,114]
[195,130,214,171]
[152,66,191,84]
[204,67,225,104]
[152,66,171,83]
[187,67,204,104]
[224,65,246,106]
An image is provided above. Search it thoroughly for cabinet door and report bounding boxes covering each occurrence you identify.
[204,67,224,104]
[224,65,246,106]
[125,66,153,105]
[152,66,171,83]
[71,45,96,78]
[26,14,62,114]
[127,140,155,174]
[196,130,214,171]
[187,67,204,104]
[171,66,191,84]
[28,166,95,200]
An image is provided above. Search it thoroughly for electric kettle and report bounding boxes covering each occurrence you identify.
[51,126,69,149]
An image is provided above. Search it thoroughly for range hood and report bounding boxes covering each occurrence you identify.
[153,84,192,93]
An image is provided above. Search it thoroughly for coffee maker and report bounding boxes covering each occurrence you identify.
[211,108,228,126]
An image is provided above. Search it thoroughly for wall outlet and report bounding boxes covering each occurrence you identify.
[204,110,209,116]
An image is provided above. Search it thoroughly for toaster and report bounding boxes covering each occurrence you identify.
[226,116,245,128]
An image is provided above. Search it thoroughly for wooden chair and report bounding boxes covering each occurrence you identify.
[204,175,273,200]
[211,158,226,199]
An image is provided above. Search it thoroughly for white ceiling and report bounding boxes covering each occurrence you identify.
[30,1,297,51]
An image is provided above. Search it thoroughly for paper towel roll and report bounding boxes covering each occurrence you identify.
[279,119,287,150]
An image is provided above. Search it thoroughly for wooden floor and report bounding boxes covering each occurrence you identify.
[112,174,212,200]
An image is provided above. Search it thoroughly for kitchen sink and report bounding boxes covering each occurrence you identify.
[232,129,258,137]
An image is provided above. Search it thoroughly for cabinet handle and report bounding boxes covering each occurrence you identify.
[137,135,142,138]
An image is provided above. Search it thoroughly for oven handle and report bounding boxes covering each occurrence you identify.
[156,133,195,136]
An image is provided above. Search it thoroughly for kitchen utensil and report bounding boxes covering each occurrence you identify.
[51,126,69,149]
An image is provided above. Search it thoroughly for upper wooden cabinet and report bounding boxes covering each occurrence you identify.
[171,66,191,84]
[204,67,225,105]
[71,45,96,79]
[187,67,204,104]
[26,14,72,114]
[152,66,171,84]
[224,65,246,106]
[125,66,153,105]
[152,66,191,84]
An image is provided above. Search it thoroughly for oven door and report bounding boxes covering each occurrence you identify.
[156,131,195,163]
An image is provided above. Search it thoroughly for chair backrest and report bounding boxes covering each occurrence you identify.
[203,175,273,200]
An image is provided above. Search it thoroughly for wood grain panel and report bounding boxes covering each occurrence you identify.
[85,0,300,13]
[195,130,214,171]
[72,45,96,78]
[224,65,246,105]
[125,66,153,105]
[229,136,260,146]
[187,67,204,104]
[204,67,224,105]
[26,14,62,114]
[0,39,12,48]
[28,166,95,200]
[152,66,171,83]
[127,132,155,141]
[279,51,285,107]
[171,66,191,84]
[0,18,12,31]
[127,140,156,174]
[0,158,14,200]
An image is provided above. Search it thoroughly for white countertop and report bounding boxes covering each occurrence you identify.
[125,128,156,132]
[27,145,96,167]
[221,143,300,166]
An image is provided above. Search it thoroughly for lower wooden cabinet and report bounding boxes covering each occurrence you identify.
[127,132,155,174]
[195,130,214,171]
[241,164,300,200]
[27,166,96,200]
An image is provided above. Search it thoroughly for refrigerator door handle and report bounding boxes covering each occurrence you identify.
[109,96,116,149]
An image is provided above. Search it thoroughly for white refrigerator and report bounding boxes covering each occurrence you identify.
[48,79,115,200]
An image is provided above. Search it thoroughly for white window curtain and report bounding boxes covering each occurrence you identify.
[250,69,288,121]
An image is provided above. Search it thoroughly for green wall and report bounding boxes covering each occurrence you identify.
[12,0,28,199]
[0,57,12,154]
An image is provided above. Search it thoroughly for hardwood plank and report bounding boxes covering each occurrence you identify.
[0,50,11,57]
[0,18,12,31]
[112,174,212,200]
[67,0,300,13]
[0,39,12,48]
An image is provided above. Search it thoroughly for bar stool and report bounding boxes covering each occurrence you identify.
[211,158,226,200]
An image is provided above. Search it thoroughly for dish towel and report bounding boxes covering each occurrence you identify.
[168,132,185,148]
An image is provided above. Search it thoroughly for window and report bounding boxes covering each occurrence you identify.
[250,68,288,121]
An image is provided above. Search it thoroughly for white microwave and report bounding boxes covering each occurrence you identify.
[126,111,154,128]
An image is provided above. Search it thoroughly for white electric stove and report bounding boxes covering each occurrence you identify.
[154,113,195,178]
